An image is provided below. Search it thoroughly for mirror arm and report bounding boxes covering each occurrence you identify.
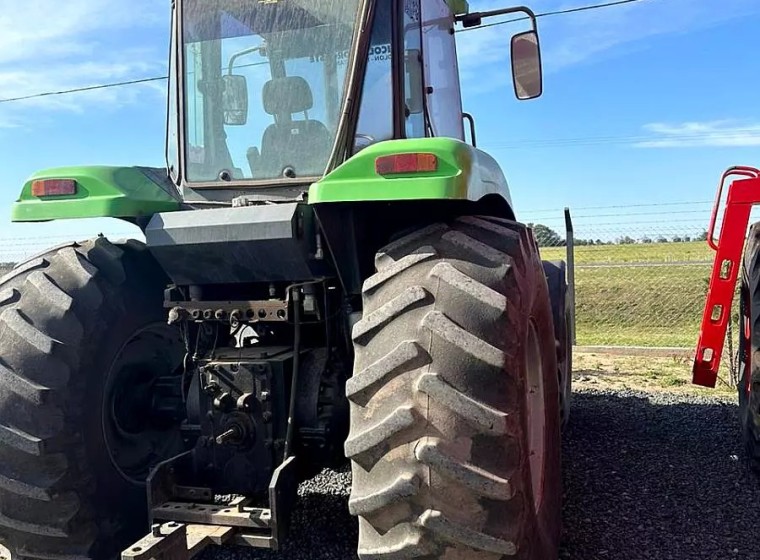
[227,45,265,75]
[456,6,537,31]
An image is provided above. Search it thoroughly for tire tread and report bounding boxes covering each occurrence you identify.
[348,218,560,559]
[0,238,161,559]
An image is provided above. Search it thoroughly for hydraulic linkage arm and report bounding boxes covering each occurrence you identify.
[693,166,760,387]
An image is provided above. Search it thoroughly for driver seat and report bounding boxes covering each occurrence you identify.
[249,76,331,179]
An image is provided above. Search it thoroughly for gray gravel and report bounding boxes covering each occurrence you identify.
[204,388,760,560]
[560,389,760,560]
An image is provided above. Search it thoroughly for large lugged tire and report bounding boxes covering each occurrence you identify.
[346,217,562,559]
[0,239,184,560]
[739,223,760,472]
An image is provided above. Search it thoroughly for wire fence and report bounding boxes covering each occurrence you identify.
[523,205,753,386]
[535,223,716,349]
[0,204,752,385]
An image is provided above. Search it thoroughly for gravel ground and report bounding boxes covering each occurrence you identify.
[560,388,760,560]
[203,388,760,560]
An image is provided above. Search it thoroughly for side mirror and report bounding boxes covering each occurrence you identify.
[511,31,543,100]
[222,75,248,126]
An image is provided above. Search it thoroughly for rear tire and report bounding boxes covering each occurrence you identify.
[346,217,562,559]
[0,239,184,560]
[739,224,760,472]
[543,260,572,429]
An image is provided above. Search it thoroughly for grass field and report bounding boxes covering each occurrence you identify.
[541,241,723,347]
[540,240,713,264]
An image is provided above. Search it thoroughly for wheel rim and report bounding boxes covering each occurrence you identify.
[102,323,186,485]
[525,320,546,512]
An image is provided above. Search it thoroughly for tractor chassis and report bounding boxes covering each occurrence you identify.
[113,201,348,560]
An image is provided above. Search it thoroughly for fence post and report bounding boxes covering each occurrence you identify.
[564,207,576,346]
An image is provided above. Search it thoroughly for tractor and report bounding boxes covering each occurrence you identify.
[693,166,760,471]
[0,1,572,559]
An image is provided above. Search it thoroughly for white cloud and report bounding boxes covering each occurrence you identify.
[457,0,760,94]
[0,0,167,120]
[636,120,760,148]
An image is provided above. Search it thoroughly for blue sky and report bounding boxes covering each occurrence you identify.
[1,0,759,261]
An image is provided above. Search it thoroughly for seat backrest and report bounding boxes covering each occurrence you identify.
[257,76,331,178]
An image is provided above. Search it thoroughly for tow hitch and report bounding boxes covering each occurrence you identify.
[121,453,297,560]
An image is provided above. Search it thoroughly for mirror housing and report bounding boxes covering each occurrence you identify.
[222,75,248,126]
[511,30,543,100]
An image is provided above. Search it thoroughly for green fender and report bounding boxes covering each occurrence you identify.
[446,0,469,15]
[11,166,181,223]
[308,138,513,209]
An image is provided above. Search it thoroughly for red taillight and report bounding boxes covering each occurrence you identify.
[375,153,438,176]
[31,179,77,197]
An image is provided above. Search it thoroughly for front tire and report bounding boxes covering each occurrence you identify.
[0,239,184,560]
[346,217,562,559]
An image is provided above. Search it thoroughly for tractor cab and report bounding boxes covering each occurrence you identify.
[170,0,542,192]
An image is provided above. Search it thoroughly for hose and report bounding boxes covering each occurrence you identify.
[283,287,301,461]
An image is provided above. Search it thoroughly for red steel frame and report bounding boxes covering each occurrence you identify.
[693,166,760,387]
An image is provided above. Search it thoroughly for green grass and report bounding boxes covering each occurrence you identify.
[540,241,730,348]
[541,240,712,264]
[574,263,712,346]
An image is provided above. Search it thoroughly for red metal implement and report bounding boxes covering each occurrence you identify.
[693,167,760,387]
